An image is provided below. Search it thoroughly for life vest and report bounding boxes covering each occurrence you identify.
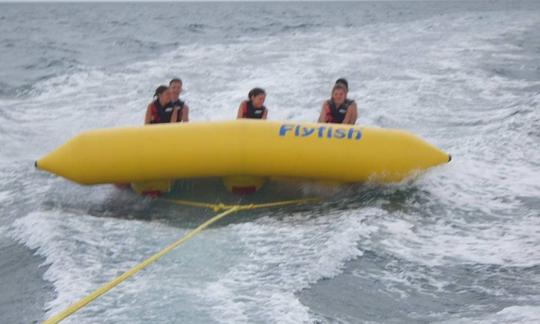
[150,99,174,124]
[327,99,354,124]
[244,101,266,119]
[169,99,185,122]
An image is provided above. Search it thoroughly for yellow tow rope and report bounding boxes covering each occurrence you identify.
[163,197,320,212]
[43,197,318,324]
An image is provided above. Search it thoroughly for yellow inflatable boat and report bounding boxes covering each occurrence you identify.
[35,120,450,192]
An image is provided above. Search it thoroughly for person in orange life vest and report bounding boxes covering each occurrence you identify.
[144,85,174,124]
[236,87,268,119]
[169,78,189,123]
[318,79,357,124]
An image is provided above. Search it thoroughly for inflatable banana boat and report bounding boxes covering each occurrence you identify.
[35,120,450,192]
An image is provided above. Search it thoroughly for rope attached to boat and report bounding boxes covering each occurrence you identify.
[163,197,320,212]
[43,197,318,324]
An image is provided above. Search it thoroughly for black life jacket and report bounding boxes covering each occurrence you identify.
[169,99,185,122]
[327,99,354,124]
[150,99,174,124]
[245,101,266,119]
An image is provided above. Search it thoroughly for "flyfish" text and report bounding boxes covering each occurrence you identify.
[279,124,362,140]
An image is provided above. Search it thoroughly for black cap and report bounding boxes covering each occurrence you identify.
[335,78,348,90]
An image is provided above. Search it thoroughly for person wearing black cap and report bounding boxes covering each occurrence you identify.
[335,78,348,90]
[318,78,357,124]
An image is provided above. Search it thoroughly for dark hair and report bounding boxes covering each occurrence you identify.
[335,78,348,91]
[153,85,168,98]
[248,87,266,100]
[169,78,182,86]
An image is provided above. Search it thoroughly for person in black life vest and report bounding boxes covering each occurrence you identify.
[144,85,174,124]
[236,87,268,120]
[169,78,190,123]
[318,79,358,124]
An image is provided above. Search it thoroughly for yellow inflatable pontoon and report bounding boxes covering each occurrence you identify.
[35,120,450,191]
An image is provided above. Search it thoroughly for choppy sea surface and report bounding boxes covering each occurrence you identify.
[1,1,539,323]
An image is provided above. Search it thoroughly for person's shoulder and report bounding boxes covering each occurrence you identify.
[174,100,185,108]
[322,100,331,110]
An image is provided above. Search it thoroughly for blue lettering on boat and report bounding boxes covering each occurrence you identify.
[279,124,361,140]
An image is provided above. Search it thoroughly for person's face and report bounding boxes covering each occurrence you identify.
[252,94,266,108]
[169,82,182,98]
[159,89,171,103]
[332,89,346,105]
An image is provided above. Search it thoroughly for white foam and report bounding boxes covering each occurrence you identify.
[442,305,540,324]
[8,210,198,321]
[484,306,540,324]
[368,211,540,268]
[196,208,379,323]
[0,189,14,206]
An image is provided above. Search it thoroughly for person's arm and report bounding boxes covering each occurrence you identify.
[318,101,330,123]
[352,103,358,123]
[236,101,247,119]
[262,108,268,120]
[182,104,189,122]
[170,107,178,123]
[343,102,358,125]
[144,104,153,124]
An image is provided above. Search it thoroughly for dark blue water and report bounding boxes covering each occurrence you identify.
[1,1,539,323]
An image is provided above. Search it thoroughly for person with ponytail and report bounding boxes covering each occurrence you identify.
[144,85,174,124]
[236,87,268,120]
[318,78,357,124]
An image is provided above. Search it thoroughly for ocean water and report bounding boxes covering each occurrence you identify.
[1,1,540,323]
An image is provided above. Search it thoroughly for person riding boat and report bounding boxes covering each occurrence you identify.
[145,85,174,124]
[318,79,358,124]
[237,87,268,119]
[169,78,190,123]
